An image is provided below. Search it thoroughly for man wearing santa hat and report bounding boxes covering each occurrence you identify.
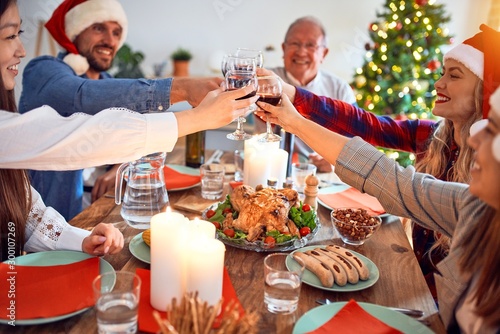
[19,0,222,221]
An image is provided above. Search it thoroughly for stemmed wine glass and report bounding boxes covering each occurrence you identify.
[221,55,256,76]
[225,69,257,140]
[234,48,264,68]
[256,76,282,142]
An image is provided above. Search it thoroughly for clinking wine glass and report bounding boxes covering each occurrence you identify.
[225,69,257,141]
[221,54,256,77]
[257,76,282,142]
[234,48,264,68]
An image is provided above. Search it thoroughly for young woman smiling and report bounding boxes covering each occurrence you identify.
[257,85,500,332]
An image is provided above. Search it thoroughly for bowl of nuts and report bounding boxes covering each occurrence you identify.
[331,208,382,246]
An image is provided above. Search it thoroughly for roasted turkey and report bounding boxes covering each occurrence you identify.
[225,185,300,241]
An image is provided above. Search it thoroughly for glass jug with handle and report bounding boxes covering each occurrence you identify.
[115,152,169,229]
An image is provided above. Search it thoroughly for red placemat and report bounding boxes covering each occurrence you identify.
[137,267,243,333]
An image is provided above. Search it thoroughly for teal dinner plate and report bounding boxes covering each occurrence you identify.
[317,185,390,219]
[0,251,115,326]
[166,164,201,191]
[286,245,379,292]
[293,301,433,334]
[129,232,151,264]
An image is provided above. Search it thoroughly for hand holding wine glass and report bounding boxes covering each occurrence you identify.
[256,76,282,142]
[225,69,257,140]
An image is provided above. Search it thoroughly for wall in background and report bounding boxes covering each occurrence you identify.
[16,0,490,100]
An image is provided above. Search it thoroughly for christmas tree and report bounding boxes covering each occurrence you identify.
[352,0,453,166]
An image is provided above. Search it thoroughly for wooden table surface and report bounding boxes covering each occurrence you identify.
[2,146,446,334]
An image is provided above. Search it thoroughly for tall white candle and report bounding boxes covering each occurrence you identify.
[244,136,280,188]
[185,238,226,306]
[269,149,289,186]
[150,211,190,310]
[188,218,216,239]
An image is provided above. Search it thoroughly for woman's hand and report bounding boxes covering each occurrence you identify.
[81,223,124,256]
[256,68,296,102]
[176,85,259,137]
[255,93,302,135]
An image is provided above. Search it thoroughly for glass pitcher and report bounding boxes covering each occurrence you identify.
[115,152,169,229]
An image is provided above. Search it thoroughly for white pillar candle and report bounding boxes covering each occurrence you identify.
[189,218,216,239]
[244,136,280,188]
[150,211,190,310]
[185,238,226,306]
[269,149,289,187]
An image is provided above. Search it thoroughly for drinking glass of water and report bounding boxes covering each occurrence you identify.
[93,271,141,334]
[264,253,305,314]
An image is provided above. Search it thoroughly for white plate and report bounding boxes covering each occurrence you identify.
[293,301,433,334]
[166,164,201,191]
[0,251,115,325]
[129,232,151,264]
[317,185,390,219]
[286,245,379,292]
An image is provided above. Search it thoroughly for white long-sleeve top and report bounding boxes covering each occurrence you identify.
[0,105,178,170]
[1,105,179,251]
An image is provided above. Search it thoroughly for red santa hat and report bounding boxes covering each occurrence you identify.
[45,0,128,76]
[444,24,500,119]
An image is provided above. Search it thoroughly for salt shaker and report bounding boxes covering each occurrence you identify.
[267,178,278,190]
[303,174,319,209]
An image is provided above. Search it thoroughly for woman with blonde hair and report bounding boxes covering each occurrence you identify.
[257,85,500,332]
[266,24,499,301]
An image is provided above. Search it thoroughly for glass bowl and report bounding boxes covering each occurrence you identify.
[331,208,382,246]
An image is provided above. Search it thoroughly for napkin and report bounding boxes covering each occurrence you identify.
[0,257,99,320]
[307,299,403,334]
[137,267,243,333]
[164,165,201,190]
[318,187,385,216]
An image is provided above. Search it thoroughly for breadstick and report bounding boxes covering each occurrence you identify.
[325,245,370,280]
[293,251,334,287]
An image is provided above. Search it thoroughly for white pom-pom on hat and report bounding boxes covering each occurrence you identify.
[62,53,89,76]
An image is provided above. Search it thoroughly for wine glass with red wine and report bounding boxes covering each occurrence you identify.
[256,76,282,142]
[225,69,257,141]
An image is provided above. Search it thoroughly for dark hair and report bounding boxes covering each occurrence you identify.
[0,0,30,261]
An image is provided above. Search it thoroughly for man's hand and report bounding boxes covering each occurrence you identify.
[82,223,124,256]
[171,77,223,107]
[91,165,120,203]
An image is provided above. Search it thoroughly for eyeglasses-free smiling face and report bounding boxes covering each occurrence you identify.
[468,110,500,210]
[282,20,328,86]
[0,2,25,90]
[73,21,123,79]
[433,59,480,126]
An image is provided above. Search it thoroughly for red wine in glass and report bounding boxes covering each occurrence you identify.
[258,94,281,106]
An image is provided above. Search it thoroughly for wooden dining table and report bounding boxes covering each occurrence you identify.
[2,143,446,334]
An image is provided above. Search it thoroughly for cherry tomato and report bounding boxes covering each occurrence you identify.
[302,204,311,212]
[223,208,233,215]
[299,227,311,237]
[212,221,221,230]
[223,228,235,238]
[264,236,276,248]
[206,209,216,219]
